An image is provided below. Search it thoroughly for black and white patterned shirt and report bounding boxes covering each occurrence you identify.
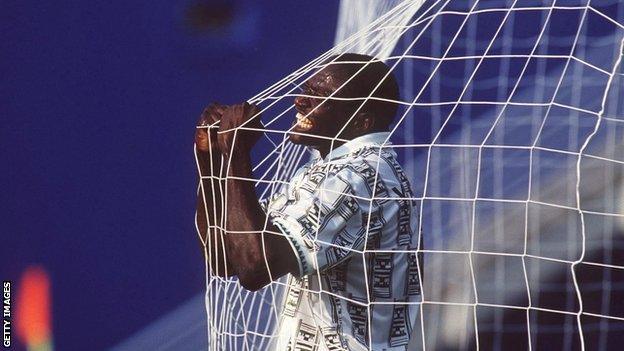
[265,132,421,351]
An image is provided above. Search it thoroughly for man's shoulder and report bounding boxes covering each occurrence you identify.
[336,146,399,174]
[310,147,398,192]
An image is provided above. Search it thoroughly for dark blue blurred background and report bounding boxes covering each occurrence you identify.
[1,1,338,349]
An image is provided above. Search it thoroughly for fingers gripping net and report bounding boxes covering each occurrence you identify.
[195,0,624,349]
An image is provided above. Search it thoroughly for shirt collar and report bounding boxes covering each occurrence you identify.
[308,132,392,163]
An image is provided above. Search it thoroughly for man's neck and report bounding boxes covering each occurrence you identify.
[315,140,345,159]
[315,129,387,158]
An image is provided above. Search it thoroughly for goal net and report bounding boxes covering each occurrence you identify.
[196,0,624,349]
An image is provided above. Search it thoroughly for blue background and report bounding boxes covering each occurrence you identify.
[1,1,338,350]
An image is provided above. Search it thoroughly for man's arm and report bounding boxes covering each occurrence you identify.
[196,152,235,277]
[195,104,235,277]
[217,103,300,291]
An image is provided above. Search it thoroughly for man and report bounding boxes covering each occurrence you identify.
[195,53,421,350]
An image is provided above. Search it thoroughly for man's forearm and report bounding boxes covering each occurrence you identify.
[223,151,272,264]
[196,150,234,277]
[221,150,295,290]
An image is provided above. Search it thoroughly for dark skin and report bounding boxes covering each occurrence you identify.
[290,68,380,156]
[195,103,298,290]
[195,104,229,277]
[195,66,382,291]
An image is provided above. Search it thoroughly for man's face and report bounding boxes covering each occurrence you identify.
[289,67,360,148]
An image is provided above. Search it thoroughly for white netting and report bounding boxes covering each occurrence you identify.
[196,0,624,349]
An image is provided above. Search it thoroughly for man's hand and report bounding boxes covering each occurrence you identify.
[195,103,225,154]
[217,102,263,157]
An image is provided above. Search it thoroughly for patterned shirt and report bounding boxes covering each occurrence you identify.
[264,132,422,351]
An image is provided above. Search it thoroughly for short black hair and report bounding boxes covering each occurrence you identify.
[324,53,400,131]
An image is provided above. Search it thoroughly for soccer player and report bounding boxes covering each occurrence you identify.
[195,53,421,350]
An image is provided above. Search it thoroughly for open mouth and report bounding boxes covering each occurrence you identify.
[295,112,314,131]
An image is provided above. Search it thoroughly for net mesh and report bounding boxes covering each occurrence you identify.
[196,0,624,349]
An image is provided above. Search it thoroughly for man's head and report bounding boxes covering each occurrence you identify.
[289,53,400,154]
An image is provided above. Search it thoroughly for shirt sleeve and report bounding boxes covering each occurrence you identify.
[258,197,270,212]
[266,170,368,277]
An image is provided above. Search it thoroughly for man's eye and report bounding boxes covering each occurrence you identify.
[300,86,317,96]
[311,89,327,97]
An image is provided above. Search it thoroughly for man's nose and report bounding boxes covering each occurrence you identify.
[294,95,309,110]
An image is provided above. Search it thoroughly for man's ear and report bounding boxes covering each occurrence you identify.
[354,112,375,132]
